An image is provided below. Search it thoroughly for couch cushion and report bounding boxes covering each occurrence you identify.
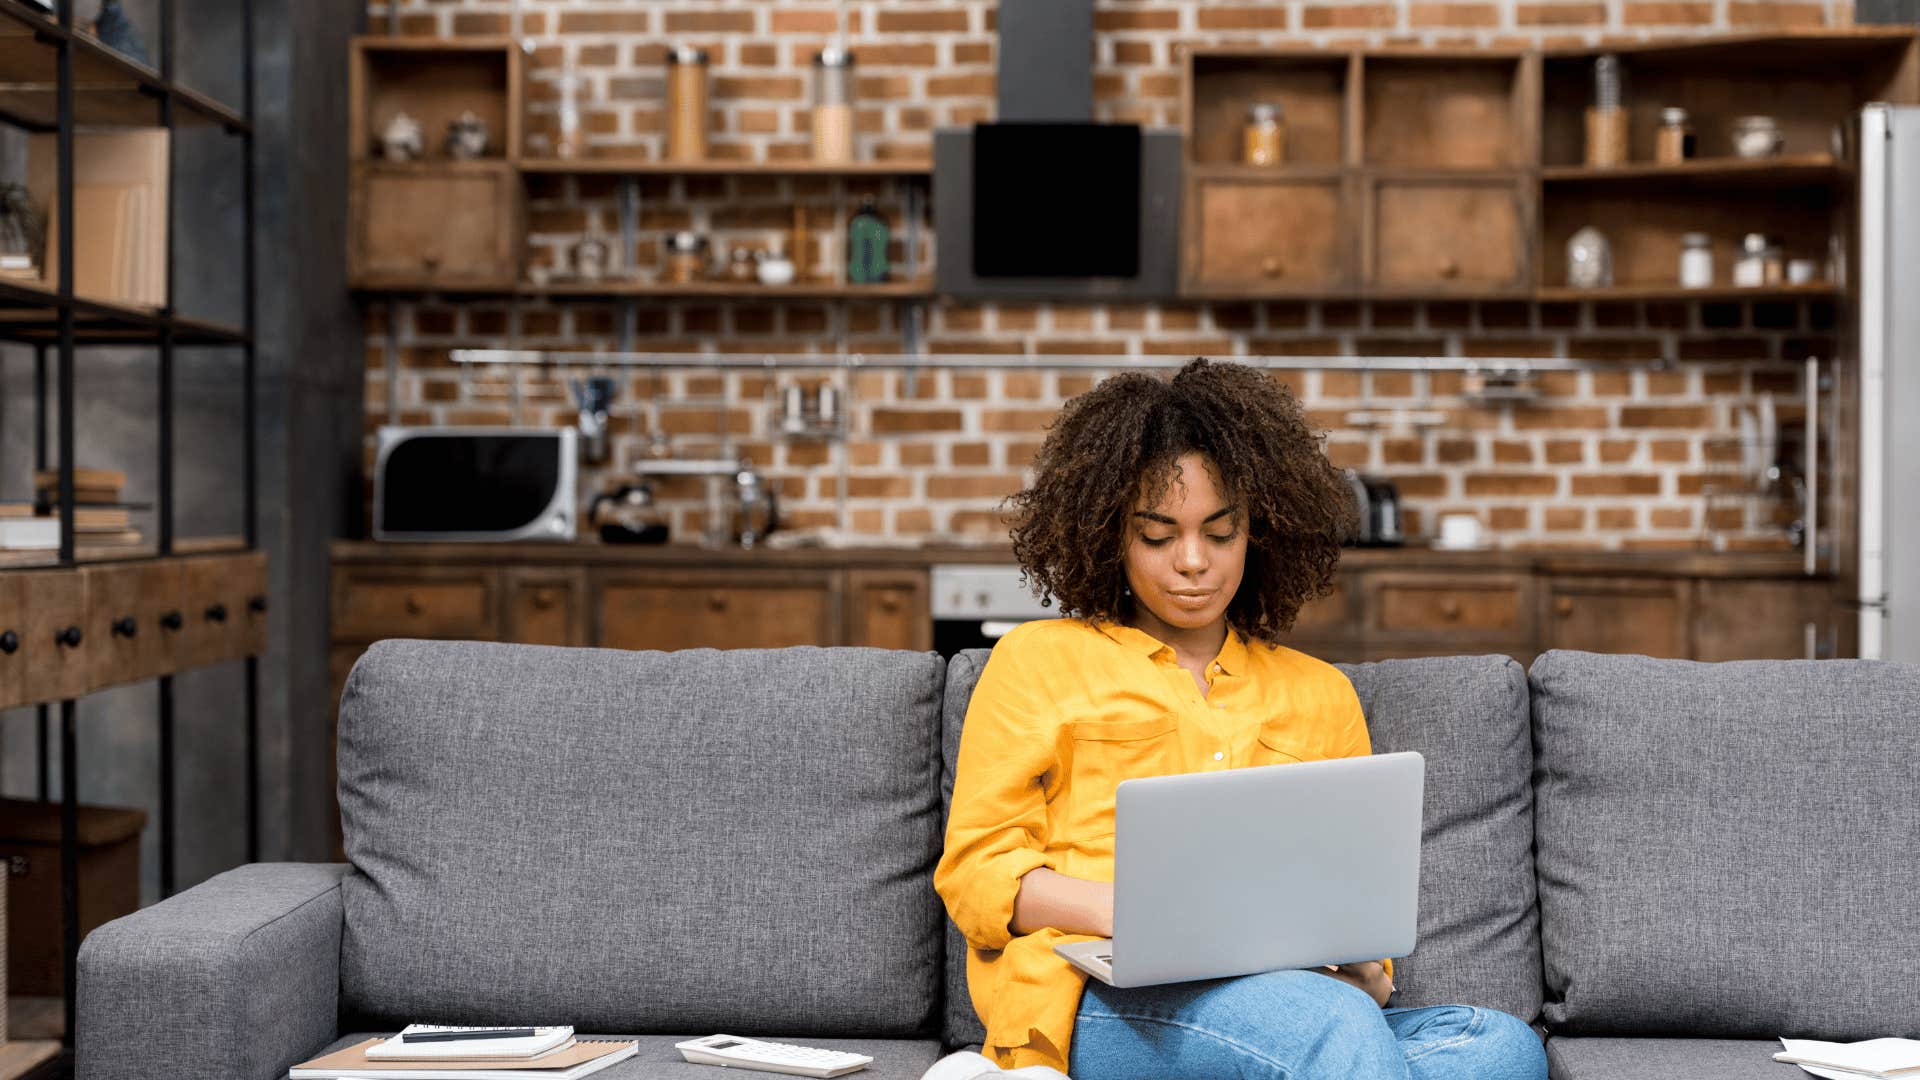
[937,648,1542,1047]
[310,1032,946,1080]
[1531,650,1920,1039]
[337,640,945,1036]
[1545,1038,1804,1080]
[1336,655,1542,1023]
[940,649,991,1048]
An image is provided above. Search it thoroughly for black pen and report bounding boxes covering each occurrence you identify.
[402,1029,540,1044]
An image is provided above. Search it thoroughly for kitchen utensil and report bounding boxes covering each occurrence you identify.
[571,375,616,464]
[847,199,890,284]
[445,110,489,159]
[1434,513,1485,551]
[589,482,670,544]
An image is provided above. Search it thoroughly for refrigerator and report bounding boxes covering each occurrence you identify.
[1854,104,1920,662]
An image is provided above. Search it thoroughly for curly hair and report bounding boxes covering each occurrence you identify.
[1006,358,1355,645]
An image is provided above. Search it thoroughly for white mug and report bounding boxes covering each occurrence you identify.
[1436,513,1484,550]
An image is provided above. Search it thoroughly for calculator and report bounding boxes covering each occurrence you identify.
[675,1034,873,1077]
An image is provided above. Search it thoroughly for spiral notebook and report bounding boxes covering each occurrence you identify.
[288,1037,637,1079]
[368,1027,575,1060]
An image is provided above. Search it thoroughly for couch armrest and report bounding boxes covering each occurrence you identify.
[76,862,352,1080]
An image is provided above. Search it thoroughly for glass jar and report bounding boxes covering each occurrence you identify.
[667,45,710,162]
[1655,106,1695,165]
[664,231,709,284]
[727,244,758,283]
[1733,232,1770,287]
[1566,226,1612,289]
[812,47,855,163]
[1679,232,1713,288]
[1241,103,1287,167]
[556,58,585,159]
[1732,115,1783,159]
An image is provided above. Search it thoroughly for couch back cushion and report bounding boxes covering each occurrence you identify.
[937,649,1542,1047]
[1531,650,1920,1038]
[337,639,946,1036]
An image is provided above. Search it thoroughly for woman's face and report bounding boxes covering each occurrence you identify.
[1123,451,1247,633]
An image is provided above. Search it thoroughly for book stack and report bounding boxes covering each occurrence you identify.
[290,1026,638,1080]
[30,467,142,548]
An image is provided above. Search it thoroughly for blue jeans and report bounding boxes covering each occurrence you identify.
[1069,969,1548,1080]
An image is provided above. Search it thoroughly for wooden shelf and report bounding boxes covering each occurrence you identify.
[1542,154,1847,186]
[0,1039,62,1080]
[0,279,248,346]
[524,278,935,300]
[518,158,933,178]
[0,0,247,130]
[1534,283,1838,302]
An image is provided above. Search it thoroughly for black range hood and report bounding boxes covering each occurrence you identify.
[933,0,1180,300]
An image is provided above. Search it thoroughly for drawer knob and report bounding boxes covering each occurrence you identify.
[1261,256,1285,279]
[205,603,228,623]
[249,595,268,614]
[1439,258,1461,279]
[1440,599,1462,621]
[1555,597,1575,617]
[112,616,138,639]
[0,629,17,655]
[56,625,82,648]
[404,595,423,616]
[530,590,556,611]
[878,596,902,614]
[160,610,184,631]
[706,593,729,613]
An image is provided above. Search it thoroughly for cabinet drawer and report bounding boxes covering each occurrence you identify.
[1188,177,1350,292]
[351,163,520,287]
[845,570,929,651]
[1374,575,1528,634]
[1292,579,1354,634]
[20,569,90,703]
[1545,579,1689,657]
[179,555,244,668]
[1368,177,1528,292]
[597,577,835,651]
[0,574,26,709]
[82,563,180,689]
[334,569,501,643]
[504,569,584,647]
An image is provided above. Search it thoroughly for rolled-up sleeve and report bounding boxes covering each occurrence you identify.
[936,633,1060,952]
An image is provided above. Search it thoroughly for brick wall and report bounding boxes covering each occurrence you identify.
[361,0,1850,551]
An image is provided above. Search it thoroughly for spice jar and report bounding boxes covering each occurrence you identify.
[667,45,710,162]
[664,231,709,284]
[1655,106,1695,165]
[1679,232,1713,288]
[1584,53,1628,167]
[1242,103,1287,167]
[811,47,855,163]
[1733,232,1771,287]
[726,244,758,283]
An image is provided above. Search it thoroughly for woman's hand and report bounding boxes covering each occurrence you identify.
[1315,961,1393,1007]
[1011,868,1116,938]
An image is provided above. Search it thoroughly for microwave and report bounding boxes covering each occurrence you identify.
[373,427,577,542]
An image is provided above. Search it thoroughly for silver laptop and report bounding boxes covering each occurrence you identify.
[1054,751,1424,988]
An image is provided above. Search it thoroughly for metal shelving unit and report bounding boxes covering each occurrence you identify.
[0,0,258,1061]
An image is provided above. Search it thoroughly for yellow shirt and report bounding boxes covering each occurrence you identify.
[934,617,1390,1073]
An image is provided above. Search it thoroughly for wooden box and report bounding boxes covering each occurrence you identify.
[350,162,521,288]
[349,37,521,164]
[0,799,146,997]
[1186,174,1352,294]
[1366,176,1531,293]
[1361,52,1534,169]
[1185,50,1353,167]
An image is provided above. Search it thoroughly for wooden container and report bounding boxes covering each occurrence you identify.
[1584,107,1628,166]
[0,799,146,997]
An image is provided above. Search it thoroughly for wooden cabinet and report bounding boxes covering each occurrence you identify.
[1690,579,1834,661]
[1186,176,1350,294]
[505,568,586,647]
[332,566,501,643]
[0,573,26,709]
[1542,577,1690,658]
[20,568,89,704]
[595,571,837,652]
[845,570,930,651]
[1367,177,1529,294]
[350,163,520,288]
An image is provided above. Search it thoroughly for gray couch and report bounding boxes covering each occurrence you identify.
[76,640,1920,1079]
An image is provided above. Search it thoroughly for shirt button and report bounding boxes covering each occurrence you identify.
[1213,751,1225,761]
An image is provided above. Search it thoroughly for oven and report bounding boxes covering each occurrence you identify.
[931,564,1057,657]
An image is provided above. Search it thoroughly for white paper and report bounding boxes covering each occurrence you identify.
[1777,1037,1920,1077]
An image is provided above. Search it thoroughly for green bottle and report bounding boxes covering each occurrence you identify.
[846,198,890,284]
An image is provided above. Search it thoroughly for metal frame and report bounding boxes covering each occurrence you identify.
[0,0,260,1048]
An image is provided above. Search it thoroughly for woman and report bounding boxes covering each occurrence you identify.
[934,359,1547,1079]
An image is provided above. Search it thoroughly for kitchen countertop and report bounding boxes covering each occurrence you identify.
[332,539,1828,579]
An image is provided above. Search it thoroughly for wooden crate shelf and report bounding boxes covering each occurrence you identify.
[518,158,932,177]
